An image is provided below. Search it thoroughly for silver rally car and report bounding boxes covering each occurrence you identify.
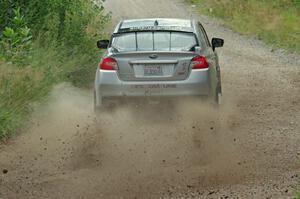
[94,18,224,109]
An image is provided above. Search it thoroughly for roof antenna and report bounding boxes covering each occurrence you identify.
[154,20,159,26]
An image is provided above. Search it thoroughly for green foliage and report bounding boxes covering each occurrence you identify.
[187,0,300,52]
[0,0,109,138]
[0,8,32,65]
[293,175,300,199]
[0,62,55,139]
[0,0,110,43]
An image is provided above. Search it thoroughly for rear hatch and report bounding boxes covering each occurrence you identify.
[113,52,195,81]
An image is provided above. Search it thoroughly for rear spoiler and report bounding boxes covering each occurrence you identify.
[117,26,194,34]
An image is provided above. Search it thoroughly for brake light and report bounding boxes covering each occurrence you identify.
[191,55,209,69]
[99,57,118,70]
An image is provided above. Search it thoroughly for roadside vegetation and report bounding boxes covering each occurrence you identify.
[0,0,110,139]
[294,176,300,199]
[186,0,300,53]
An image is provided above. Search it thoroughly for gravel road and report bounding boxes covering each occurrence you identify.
[0,0,299,198]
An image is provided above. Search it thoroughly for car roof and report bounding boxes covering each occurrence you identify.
[114,18,195,34]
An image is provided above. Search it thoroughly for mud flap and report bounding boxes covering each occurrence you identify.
[94,89,103,113]
[215,81,222,105]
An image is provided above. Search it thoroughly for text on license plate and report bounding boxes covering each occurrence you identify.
[144,65,163,76]
[133,84,177,89]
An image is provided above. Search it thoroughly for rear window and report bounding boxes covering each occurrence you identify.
[111,32,197,52]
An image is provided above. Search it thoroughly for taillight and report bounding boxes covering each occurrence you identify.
[190,55,209,69]
[99,56,118,70]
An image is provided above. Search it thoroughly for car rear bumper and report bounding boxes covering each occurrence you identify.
[95,68,211,98]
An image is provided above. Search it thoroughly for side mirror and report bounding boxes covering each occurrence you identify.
[97,39,109,49]
[212,38,224,51]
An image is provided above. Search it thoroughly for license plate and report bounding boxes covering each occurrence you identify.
[144,65,163,76]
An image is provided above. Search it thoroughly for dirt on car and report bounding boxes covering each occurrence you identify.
[0,0,299,198]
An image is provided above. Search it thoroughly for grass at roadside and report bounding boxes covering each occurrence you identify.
[293,175,300,199]
[0,61,53,138]
[0,43,94,138]
[186,0,300,53]
[0,1,109,139]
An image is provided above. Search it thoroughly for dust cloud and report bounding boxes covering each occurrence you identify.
[7,82,245,198]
